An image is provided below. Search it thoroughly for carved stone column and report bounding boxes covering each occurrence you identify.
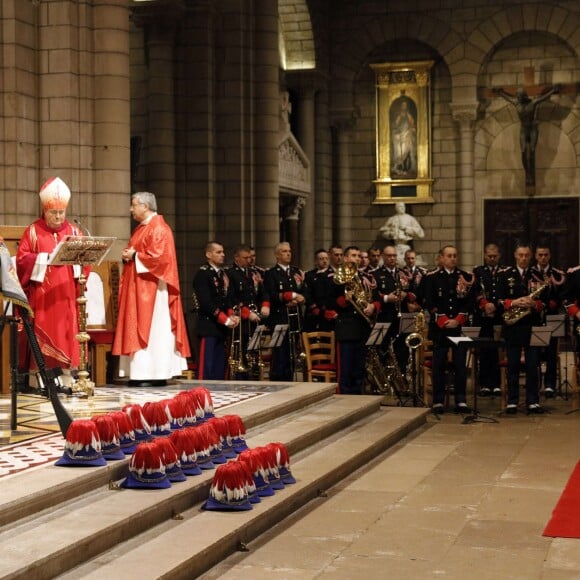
[133,1,186,226]
[294,89,315,269]
[252,0,280,264]
[288,70,325,268]
[93,0,132,241]
[283,197,306,259]
[450,102,478,269]
[332,115,355,246]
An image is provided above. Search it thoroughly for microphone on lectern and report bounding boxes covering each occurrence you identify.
[73,218,92,237]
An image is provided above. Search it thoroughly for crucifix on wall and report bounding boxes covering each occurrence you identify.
[490,66,561,190]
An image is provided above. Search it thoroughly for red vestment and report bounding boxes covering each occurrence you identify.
[16,219,82,368]
[113,214,191,358]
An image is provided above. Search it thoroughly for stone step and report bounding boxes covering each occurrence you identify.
[61,407,427,580]
[0,389,418,579]
[0,382,336,527]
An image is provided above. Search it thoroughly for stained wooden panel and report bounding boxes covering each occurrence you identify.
[484,198,579,268]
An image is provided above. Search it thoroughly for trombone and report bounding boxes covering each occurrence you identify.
[228,305,249,378]
[287,303,306,380]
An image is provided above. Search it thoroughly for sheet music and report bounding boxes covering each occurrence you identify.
[447,336,473,345]
[545,314,565,338]
[530,326,551,347]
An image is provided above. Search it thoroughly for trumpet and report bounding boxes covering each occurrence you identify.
[228,305,249,377]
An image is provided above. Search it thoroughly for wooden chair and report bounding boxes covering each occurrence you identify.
[301,331,337,382]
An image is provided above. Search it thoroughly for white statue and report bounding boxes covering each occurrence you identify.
[380,202,425,266]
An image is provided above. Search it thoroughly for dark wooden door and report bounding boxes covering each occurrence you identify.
[484,197,579,268]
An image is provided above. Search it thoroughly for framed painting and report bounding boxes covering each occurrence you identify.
[370,60,435,204]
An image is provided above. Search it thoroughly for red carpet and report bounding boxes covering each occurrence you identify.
[543,460,580,538]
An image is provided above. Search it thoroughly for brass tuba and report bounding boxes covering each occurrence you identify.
[333,261,372,324]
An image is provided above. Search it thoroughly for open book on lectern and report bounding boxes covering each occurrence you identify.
[49,236,116,267]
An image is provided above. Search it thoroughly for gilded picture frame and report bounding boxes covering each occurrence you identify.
[370,60,434,204]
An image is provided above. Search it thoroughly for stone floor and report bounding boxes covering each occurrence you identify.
[1,368,579,578]
[204,392,580,579]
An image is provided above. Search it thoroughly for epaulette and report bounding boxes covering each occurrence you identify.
[425,267,440,276]
[199,264,210,271]
[567,265,580,274]
[497,266,512,274]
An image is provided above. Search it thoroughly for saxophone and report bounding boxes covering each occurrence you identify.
[365,342,408,398]
[503,281,549,325]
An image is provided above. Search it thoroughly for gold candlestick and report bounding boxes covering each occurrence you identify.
[71,269,94,397]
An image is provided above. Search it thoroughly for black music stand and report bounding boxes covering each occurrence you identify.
[366,322,390,349]
[448,335,499,424]
[545,314,568,400]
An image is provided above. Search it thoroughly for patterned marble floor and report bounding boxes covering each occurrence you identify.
[0,381,283,479]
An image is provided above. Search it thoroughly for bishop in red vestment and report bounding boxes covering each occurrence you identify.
[16,177,83,371]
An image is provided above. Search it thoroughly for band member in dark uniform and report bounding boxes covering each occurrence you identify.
[422,245,476,414]
[473,243,503,397]
[373,245,407,371]
[532,244,566,397]
[328,245,343,271]
[303,248,331,331]
[263,242,305,381]
[226,244,270,378]
[497,243,548,414]
[193,241,239,380]
[402,248,426,313]
[563,264,580,350]
[327,246,379,395]
[366,246,382,273]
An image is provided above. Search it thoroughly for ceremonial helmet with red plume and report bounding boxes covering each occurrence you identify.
[237,448,274,497]
[108,411,137,454]
[203,461,252,511]
[255,445,284,490]
[91,414,125,460]
[222,414,248,453]
[55,419,107,467]
[206,416,237,459]
[154,437,186,482]
[142,401,171,437]
[121,440,171,489]
[199,422,226,464]
[169,428,202,476]
[122,404,152,442]
[266,442,296,484]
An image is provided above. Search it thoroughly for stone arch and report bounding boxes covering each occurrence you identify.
[329,11,462,111]
[278,0,315,70]
[466,4,580,66]
[473,24,580,194]
[461,4,580,105]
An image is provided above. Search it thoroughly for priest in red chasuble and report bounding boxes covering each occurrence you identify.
[113,192,191,386]
[16,177,84,375]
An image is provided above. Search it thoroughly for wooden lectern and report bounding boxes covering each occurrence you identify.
[51,236,116,396]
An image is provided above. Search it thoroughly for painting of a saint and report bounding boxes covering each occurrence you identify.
[390,96,418,178]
